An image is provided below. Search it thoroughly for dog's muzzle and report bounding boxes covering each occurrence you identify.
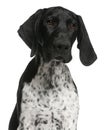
[52,39,72,63]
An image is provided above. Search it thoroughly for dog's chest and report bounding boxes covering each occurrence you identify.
[17,60,79,130]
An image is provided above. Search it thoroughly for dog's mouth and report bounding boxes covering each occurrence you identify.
[55,56,64,62]
[54,55,72,63]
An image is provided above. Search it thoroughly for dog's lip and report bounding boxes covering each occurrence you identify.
[49,55,72,63]
[56,55,72,63]
[55,56,64,62]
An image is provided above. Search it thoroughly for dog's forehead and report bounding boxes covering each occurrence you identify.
[44,7,76,20]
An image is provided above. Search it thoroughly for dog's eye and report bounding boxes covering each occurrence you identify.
[67,19,77,30]
[47,18,57,27]
[67,23,76,30]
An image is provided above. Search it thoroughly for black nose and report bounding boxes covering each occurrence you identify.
[55,43,70,52]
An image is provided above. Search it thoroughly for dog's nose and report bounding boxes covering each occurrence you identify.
[55,43,70,52]
[56,32,67,38]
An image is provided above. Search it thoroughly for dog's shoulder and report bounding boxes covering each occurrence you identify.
[20,57,40,84]
[17,57,40,97]
[17,57,40,117]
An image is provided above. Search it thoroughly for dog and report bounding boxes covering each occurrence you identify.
[8,6,97,130]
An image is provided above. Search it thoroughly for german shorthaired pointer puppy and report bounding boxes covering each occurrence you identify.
[8,6,97,130]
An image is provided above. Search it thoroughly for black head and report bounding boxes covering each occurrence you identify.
[18,6,97,65]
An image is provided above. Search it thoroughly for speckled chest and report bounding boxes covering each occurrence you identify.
[17,60,79,130]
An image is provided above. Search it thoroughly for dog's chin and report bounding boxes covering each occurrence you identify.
[42,53,72,63]
[54,56,72,63]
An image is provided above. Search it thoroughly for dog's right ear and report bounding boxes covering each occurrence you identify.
[18,9,44,57]
[76,15,97,66]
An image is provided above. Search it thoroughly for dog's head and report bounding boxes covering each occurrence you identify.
[18,6,97,65]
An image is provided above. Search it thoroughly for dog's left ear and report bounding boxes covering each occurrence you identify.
[77,15,97,66]
[18,9,44,57]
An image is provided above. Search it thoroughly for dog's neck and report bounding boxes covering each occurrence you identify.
[36,53,65,67]
[33,54,73,90]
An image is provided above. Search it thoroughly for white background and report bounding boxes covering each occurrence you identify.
[0,0,108,130]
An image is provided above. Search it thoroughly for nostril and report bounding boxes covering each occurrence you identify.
[56,44,70,51]
[65,45,70,50]
[54,43,70,51]
[65,46,69,50]
[57,45,62,50]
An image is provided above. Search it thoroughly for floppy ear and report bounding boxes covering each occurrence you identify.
[77,15,97,66]
[18,9,44,57]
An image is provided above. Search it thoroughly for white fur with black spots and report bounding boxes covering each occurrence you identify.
[17,59,79,130]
